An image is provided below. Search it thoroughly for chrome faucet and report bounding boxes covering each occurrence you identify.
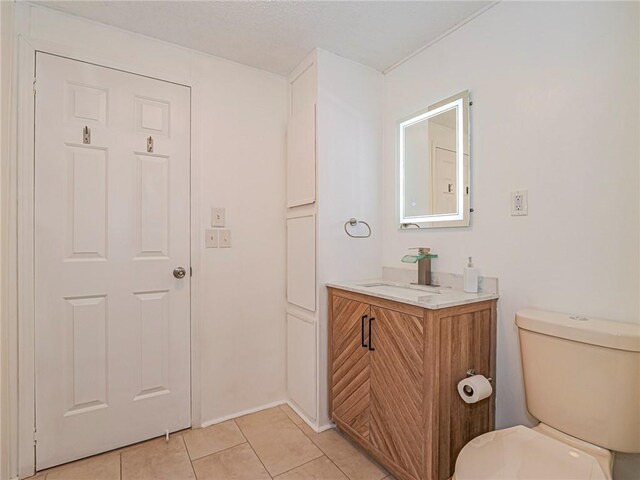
[401,247,438,286]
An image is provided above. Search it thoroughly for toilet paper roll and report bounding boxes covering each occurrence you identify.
[457,375,492,404]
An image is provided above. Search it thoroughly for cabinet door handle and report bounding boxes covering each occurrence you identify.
[368,317,375,351]
[361,315,368,348]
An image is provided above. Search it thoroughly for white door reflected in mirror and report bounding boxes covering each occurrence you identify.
[398,90,470,228]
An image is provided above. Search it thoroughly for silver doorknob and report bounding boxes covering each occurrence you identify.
[173,267,187,279]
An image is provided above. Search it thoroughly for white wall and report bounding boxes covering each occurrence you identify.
[382,1,639,477]
[316,50,384,427]
[195,53,287,425]
[7,4,287,475]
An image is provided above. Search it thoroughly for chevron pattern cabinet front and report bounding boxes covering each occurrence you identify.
[330,295,372,439]
[328,288,497,480]
[369,306,424,479]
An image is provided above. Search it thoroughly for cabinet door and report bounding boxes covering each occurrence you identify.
[370,306,424,480]
[286,104,316,207]
[331,295,371,439]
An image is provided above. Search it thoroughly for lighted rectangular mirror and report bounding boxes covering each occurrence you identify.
[398,90,470,229]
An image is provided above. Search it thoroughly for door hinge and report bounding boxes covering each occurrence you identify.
[190,266,193,277]
[33,77,37,96]
[33,428,38,446]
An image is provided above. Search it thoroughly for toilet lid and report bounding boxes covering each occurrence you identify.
[455,426,607,480]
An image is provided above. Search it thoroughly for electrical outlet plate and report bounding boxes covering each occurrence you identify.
[511,190,528,216]
[205,229,218,248]
[219,229,231,248]
[212,208,225,227]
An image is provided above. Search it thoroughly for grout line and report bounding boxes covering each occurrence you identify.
[231,414,274,478]
[177,435,198,480]
[291,417,387,480]
[284,414,353,479]
[231,419,248,443]
[237,409,325,479]
[295,425,352,480]
[189,441,248,463]
[244,441,273,479]
[323,455,352,480]
[185,419,248,462]
[272,455,326,479]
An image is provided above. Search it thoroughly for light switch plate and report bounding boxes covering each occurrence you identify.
[219,229,231,248]
[212,208,225,227]
[205,229,218,248]
[511,190,528,216]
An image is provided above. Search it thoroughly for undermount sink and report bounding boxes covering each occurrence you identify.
[357,282,441,300]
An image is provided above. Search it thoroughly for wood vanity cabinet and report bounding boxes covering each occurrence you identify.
[328,288,497,480]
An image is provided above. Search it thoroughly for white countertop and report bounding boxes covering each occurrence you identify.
[326,279,498,310]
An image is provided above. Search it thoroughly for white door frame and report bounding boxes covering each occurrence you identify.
[10,35,203,479]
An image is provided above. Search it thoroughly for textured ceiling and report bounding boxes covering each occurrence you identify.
[32,1,493,76]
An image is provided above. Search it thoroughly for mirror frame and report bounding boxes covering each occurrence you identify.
[397,90,470,229]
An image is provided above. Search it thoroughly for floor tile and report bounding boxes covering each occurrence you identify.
[121,435,195,480]
[44,452,120,480]
[279,404,305,426]
[275,456,348,480]
[300,425,387,480]
[191,443,270,480]
[235,407,323,476]
[116,431,184,455]
[182,420,246,460]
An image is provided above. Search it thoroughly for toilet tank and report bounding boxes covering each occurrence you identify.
[516,309,640,453]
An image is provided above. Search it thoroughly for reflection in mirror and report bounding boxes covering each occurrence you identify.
[398,91,470,228]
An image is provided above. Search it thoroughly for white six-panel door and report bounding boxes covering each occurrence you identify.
[34,53,191,470]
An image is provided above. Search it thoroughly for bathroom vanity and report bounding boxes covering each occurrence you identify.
[327,281,498,480]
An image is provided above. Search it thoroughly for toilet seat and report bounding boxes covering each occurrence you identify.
[453,426,609,480]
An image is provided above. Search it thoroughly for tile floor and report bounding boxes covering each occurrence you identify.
[29,405,395,480]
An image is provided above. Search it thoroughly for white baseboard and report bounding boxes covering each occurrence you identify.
[199,399,287,429]
[285,400,334,433]
[317,422,334,433]
[198,398,336,434]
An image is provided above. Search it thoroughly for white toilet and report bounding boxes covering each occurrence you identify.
[454,308,640,480]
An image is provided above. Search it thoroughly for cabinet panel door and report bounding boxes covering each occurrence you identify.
[286,104,316,207]
[287,314,317,419]
[370,306,424,479]
[331,296,371,439]
[286,215,316,311]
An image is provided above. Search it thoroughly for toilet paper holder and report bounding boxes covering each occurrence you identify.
[466,368,492,382]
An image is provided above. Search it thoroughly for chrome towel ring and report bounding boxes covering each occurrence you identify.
[344,218,371,239]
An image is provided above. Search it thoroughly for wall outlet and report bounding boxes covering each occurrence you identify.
[511,190,528,216]
[211,207,225,227]
[219,229,231,248]
[205,229,218,248]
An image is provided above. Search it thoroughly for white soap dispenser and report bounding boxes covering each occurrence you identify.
[463,256,479,293]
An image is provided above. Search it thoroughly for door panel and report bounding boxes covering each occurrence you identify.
[331,296,371,439]
[35,53,191,469]
[370,306,424,479]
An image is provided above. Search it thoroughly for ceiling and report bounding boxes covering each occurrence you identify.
[32,1,493,76]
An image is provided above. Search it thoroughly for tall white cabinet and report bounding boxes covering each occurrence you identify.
[286,50,383,429]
